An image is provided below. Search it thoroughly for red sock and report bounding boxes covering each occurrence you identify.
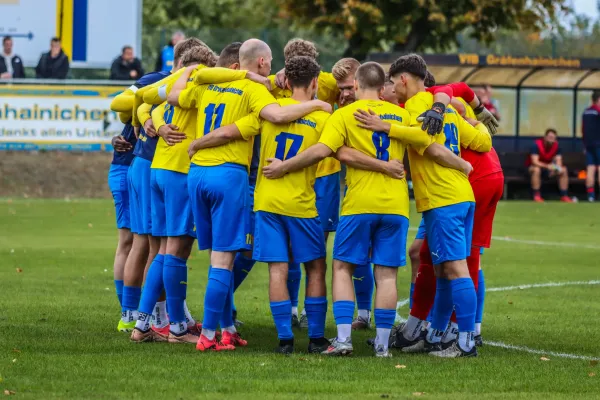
[450,247,481,324]
[410,239,437,321]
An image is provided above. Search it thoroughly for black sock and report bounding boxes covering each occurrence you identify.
[309,337,329,346]
[279,338,294,347]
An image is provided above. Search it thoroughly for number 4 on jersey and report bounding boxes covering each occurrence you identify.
[274,132,304,160]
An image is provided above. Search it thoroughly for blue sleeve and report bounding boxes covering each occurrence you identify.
[135,71,170,88]
[530,144,539,155]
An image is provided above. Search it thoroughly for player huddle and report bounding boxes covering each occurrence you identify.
[108,36,504,358]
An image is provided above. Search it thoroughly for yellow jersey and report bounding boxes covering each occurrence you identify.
[267,71,341,178]
[235,98,330,218]
[404,91,492,213]
[455,97,477,119]
[318,99,433,218]
[179,79,277,168]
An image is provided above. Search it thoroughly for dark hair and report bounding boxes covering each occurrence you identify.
[592,90,600,103]
[284,38,318,62]
[3,36,12,44]
[173,37,208,65]
[545,128,557,136]
[285,56,321,89]
[217,42,242,68]
[424,70,436,87]
[388,54,427,80]
[51,37,61,43]
[180,46,217,67]
[122,45,133,54]
[356,61,386,90]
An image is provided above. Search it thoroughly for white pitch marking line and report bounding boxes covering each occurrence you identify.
[407,227,600,249]
[488,280,600,292]
[394,280,600,360]
[485,341,599,361]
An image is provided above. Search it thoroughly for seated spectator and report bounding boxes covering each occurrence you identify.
[35,37,70,79]
[527,128,572,203]
[110,46,144,80]
[0,36,25,79]
[155,31,185,72]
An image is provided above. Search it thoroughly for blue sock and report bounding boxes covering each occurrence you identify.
[163,254,188,324]
[431,278,454,332]
[476,270,485,324]
[270,300,293,340]
[452,277,477,333]
[122,286,142,311]
[560,189,568,197]
[305,297,327,339]
[203,268,232,331]
[137,255,165,315]
[287,263,302,308]
[333,300,355,325]
[232,253,256,292]
[114,280,124,307]
[374,308,396,329]
[353,263,374,311]
[409,283,415,309]
[219,271,235,329]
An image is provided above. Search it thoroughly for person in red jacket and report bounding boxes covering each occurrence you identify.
[527,128,572,202]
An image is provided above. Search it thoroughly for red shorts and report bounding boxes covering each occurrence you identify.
[471,172,504,248]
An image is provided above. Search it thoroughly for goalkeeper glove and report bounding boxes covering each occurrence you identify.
[416,102,445,135]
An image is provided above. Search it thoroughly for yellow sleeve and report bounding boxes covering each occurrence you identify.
[248,84,277,117]
[118,111,132,124]
[405,97,430,127]
[389,124,434,149]
[178,85,203,109]
[137,103,153,126]
[135,70,185,101]
[142,84,169,105]
[234,114,261,140]
[152,103,167,132]
[317,71,340,106]
[458,117,492,153]
[318,112,346,152]
[193,67,247,85]
[131,94,144,127]
[110,89,135,112]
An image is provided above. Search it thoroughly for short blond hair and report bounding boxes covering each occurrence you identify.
[284,38,318,62]
[180,46,217,67]
[332,58,361,81]
[173,37,209,65]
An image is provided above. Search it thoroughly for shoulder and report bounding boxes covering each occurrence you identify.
[137,71,168,86]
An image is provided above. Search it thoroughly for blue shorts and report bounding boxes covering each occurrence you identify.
[253,211,326,263]
[128,157,152,235]
[108,164,130,229]
[151,169,195,238]
[415,217,426,240]
[585,146,600,166]
[188,163,251,252]
[423,201,475,265]
[333,214,409,267]
[315,172,340,232]
[480,247,484,255]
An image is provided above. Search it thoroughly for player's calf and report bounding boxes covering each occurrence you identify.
[304,258,330,353]
[269,262,295,354]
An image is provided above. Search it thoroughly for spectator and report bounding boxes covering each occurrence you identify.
[0,36,25,79]
[110,46,144,81]
[582,90,600,202]
[35,37,70,79]
[155,31,185,72]
[527,128,572,203]
[476,85,500,121]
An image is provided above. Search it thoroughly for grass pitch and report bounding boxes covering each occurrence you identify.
[1,199,599,399]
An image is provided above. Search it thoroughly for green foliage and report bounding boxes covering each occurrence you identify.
[277,0,571,58]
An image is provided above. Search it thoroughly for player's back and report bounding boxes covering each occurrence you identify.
[254,98,330,218]
[405,91,477,212]
[191,79,275,168]
[151,70,204,174]
[323,99,412,218]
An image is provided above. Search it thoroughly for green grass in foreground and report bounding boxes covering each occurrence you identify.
[0,199,599,399]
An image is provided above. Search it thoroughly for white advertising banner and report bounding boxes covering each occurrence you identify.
[0,84,126,151]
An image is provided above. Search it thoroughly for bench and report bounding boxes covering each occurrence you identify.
[499,152,587,199]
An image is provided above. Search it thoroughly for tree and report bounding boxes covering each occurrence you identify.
[277,0,571,59]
